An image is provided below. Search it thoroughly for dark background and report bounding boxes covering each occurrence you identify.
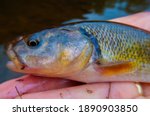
[0,0,150,83]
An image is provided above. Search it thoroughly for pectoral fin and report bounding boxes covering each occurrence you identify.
[93,61,136,77]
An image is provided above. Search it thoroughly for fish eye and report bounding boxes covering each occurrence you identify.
[27,39,40,47]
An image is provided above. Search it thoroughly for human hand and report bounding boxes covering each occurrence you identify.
[0,12,150,99]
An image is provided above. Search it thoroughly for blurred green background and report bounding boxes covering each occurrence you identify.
[0,0,150,83]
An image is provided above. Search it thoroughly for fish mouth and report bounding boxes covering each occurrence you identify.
[6,43,26,71]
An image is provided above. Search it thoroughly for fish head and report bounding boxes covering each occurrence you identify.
[7,27,93,77]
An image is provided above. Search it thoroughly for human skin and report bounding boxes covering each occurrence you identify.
[0,12,150,99]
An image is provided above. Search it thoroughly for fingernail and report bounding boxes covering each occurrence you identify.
[135,83,143,95]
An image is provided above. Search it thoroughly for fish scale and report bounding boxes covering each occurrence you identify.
[74,21,150,69]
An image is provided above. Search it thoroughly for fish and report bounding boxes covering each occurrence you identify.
[6,21,150,83]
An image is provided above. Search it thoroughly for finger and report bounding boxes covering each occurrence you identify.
[0,75,82,99]
[16,83,109,99]
[108,82,141,99]
[141,83,150,97]
[111,12,150,31]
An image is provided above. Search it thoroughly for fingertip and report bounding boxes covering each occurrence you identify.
[109,82,141,99]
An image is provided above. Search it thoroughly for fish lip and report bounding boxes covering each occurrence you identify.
[6,40,26,70]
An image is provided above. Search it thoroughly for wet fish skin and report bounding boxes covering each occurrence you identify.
[72,21,150,82]
[74,21,150,66]
[7,25,93,77]
[6,21,150,82]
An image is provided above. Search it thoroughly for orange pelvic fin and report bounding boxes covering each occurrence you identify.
[94,61,136,77]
